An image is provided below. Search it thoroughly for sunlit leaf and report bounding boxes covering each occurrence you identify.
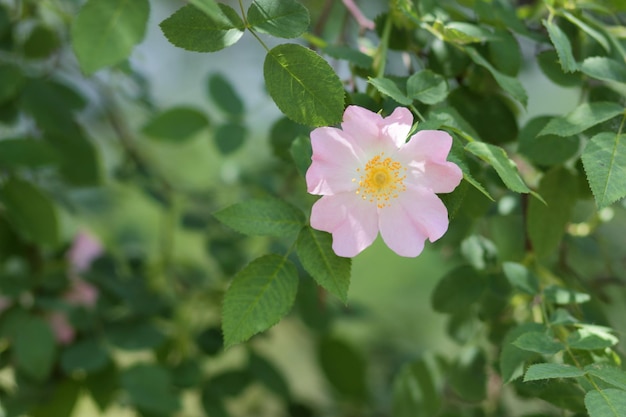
[407,70,448,104]
[539,102,623,137]
[523,363,585,381]
[368,77,412,105]
[582,132,626,208]
[247,0,310,38]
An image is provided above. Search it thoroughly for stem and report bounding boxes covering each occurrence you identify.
[374,15,392,78]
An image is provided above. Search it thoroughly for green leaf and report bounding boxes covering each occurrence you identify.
[247,0,310,39]
[523,363,585,381]
[543,19,578,73]
[392,357,441,417]
[517,116,579,166]
[23,25,60,59]
[160,3,244,53]
[142,107,209,142]
[465,46,528,106]
[0,64,23,104]
[296,227,351,303]
[527,167,578,258]
[105,321,166,351]
[14,315,57,381]
[249,352,291,399]
[539,102,624,137]
[213,122,247,154]
[323,45,373,69]
[537,49,583,87]
[208,73,244,117]
[46,132,101,187]
[582,132,626,208]
[440,22,494,44]
[513,331,565,355]
[431,265,485,313]
[0,177,59,247]
[488,29,522,76]
[270,116,310,161]
[502,262,539,295]
[567,326,618,350]
[61,337,110,374]
[585,389,626,417]
[222,255,299,347]
[465,142,531,194]
[264,43,344,127]
[449,347,487,402]
[30,380,81,417]
[0,138,59,169]
[500,323,544,382]
[368,77,412,105]
[585,364,626,391]
[71,0,149,74]
[581,57,626,84]
[213,197,305,237]
[407,70,448,105]
[121,364,181,415]
[544,285,591,305]
[290,135,312,177]
[318,336,368,400]
[560,10,610,52]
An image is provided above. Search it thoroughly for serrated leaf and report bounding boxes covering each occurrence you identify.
[142,107,209,142]
[407,70,448,104]
[264,43,344,127]
[465,142,531,194]
[582,132,626,208]
[500,323,544,382]
[527,167,578,258]
[513,331,564,355]
[543,19,578,73]
[296,227,351,303]
[524,363,585,381]
[15,315,57,381]
[0,177,59,247]
[465,46,528,106]
[160,3,244,53]
[368,77,412,105]
[213,197,305,237]
[247,0,310,39]
[585,389,626,417]
[585,364,626,391]
[222,255,299,347]
[568,326,618,350]
[71,0,149,74]
[561,10,610,52]
[580,57,626,84]
[540,102,624,137]
[502,262,539,295]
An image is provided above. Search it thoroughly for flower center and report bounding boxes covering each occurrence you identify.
[354,153,407,208]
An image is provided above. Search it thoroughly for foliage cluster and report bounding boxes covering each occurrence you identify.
[0,0,626,416]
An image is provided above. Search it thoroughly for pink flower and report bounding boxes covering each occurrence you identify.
[47,312,75,345]
[64,279,99,309]
[306,106,462,257]
[67,230,103,275]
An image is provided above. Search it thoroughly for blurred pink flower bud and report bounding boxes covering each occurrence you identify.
[63,279,99,309]
[47,312,75,345]
[67,230,104,275]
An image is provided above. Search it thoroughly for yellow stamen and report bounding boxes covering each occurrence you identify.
[354,153,407,208]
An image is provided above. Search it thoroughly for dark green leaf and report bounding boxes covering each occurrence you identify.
[323,45,373,69]
[488,29,522,76]
[0,138,59,169]
[142,107,209,142]
[121,364,181,416]
[249,352,291,399]
[0,177,59,247]
[264,43,344,127]
[392,357,441,417]
[247,0,310,39]
[61,337,109,374]
[513,331,564,355]
[270,116,310,161]
[45,132,101,186]
[585,389,626,417]
[296,227,351,303]
[465,142,531,194]
[449,347,487,402]
[368,77,412,105]
[543,19,578,73]
[23,25,60,59]
[208,73,244,117]
[582,132,626,208]
[561,10,610,51]
[539,102,624,137]
[30,379,80,417]
[580,57,626,84]
[213,122,247,154]
[431,265,485,313]
[517,116,579,166]
[14,315,57,381]
[222,255,299,347]
[537,49,583,87]
[72,0,150,74]
[318,336,368,400]
[106,321,166,351]
[524,363,585,381]
[0,64,23,104]
[500,323,544,382]
[160,3,244,53]
[213,197,305,237]
[407,70,448,104]
[527,167,578,258]
[502,262,539,295]
[290,135,312,177]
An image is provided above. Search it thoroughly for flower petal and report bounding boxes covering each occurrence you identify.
[380,107,413,148]
[307,127,363,195]
[310,193,379,257]
[404,160,463,194]
[341,105,383,151]
[378,186,449,257]
[403,130,454,163]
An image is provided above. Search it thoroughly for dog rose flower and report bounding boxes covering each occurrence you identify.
[306,105,462,257]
